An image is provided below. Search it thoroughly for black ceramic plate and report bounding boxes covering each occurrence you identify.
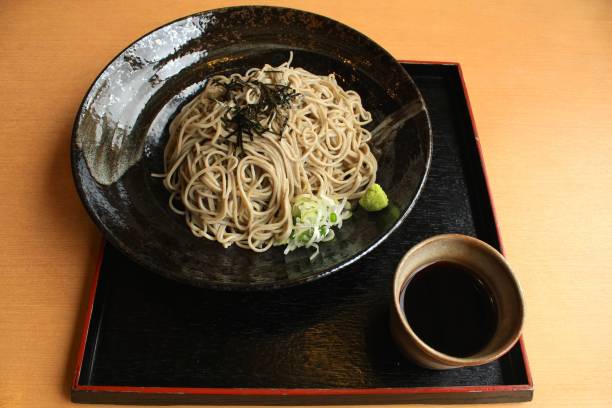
[71,6,432,290]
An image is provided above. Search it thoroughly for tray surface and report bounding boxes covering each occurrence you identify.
[72,62,533,404]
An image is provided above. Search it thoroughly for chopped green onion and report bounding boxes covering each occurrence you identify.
[281,194,351,260]
[299,229,313,243]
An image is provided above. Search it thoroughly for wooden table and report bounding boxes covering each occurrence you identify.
[2,1,611,406]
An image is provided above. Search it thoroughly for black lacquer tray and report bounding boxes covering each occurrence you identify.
[71,62,533,405]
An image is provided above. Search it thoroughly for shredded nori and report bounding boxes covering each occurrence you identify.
[211,77,299,150]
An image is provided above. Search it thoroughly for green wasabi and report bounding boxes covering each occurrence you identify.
[359,183,389,211]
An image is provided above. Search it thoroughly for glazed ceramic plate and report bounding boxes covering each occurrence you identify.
[71,6,432,290]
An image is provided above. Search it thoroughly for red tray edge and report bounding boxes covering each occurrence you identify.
[71,60,534,400]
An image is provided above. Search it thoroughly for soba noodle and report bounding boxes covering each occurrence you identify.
[158,56,377,252]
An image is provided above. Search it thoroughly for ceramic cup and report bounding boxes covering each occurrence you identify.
[389,234,524,369]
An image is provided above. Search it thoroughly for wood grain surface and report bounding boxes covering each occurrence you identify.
[1,1,611,407]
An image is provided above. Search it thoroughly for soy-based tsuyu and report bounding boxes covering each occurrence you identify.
[402,261,498,357]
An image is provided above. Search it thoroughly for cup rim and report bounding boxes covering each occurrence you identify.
[393,233,524,367]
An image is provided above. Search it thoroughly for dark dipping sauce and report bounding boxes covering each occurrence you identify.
[401,261,498,357]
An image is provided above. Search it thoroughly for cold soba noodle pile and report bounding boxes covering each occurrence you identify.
[158,55,379,259]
